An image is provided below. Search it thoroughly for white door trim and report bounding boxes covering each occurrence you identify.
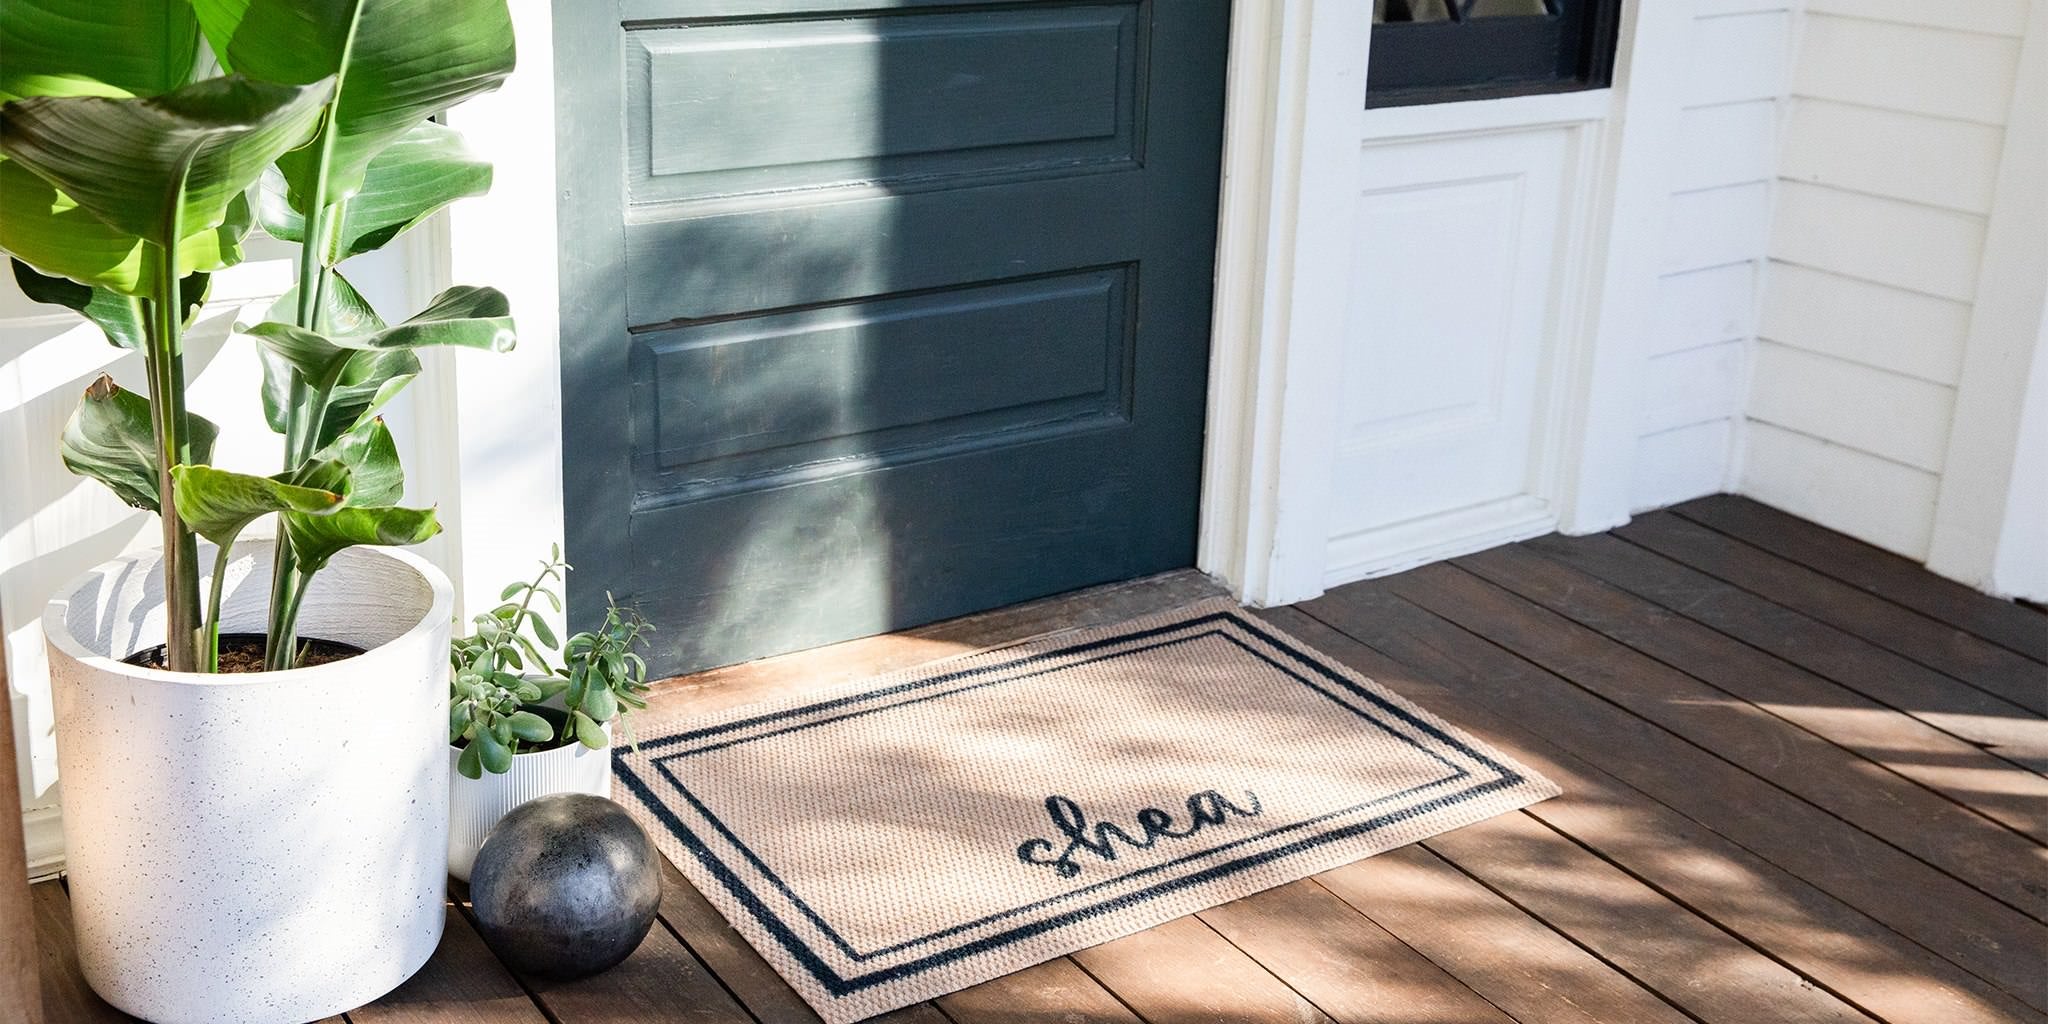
[1927,0,2048,598]
[1196,0,1371,607]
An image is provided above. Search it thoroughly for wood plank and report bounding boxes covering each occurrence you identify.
[1461,542,2048,843]
[1195,878,1517,1024]
[1309,847,1690,1024]
[1654,262,1756,357]
[1661,182,1773,274]
[1068,915,1335,1024]
[1760,262,1972,387]
[348,907,549,1024]
[1674,495,2048,661]
[1264,604,2048,1024]
[30,883,128,1024]
[655,858,1136,1024]
[1618,512,2048,714]
[1428,812,1868,1024]
[934,957,1143,1024]
[1296,583,2048,1013]
[2,649,40,1024]
[1781,98,2006,216]
[1673,99,1777,192]
[1747,341,1956,473]
[1523,531,2048,761]
[499,907,754,1023]
[1387,560,2048,921]
[1741,421,1942,559]
[1630,420,1736,512]
[1682,10,1792,107]
[1771,180,1988,305]
[1795,13,2021,125]
[656,860,824,1024]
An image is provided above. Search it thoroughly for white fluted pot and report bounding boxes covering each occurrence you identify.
[44,540,453,1024]
[447,722,612,882]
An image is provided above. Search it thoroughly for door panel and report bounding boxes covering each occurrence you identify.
[1325,128,1573,569]
[557,0,1228,675]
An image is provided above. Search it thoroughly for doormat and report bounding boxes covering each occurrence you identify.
[615,599,1560,1022]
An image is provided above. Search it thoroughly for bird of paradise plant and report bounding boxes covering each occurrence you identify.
[0,0,518,672]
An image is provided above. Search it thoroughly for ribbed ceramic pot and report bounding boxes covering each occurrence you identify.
[447,721,612,882]
[43,539,453,1024]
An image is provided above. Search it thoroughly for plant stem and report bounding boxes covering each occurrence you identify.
[268,145,344,668]
[201,538,234,673]
[264,570,313,671]
[148,229,202,672]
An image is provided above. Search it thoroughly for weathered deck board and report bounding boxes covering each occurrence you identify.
[26,499,2046,1024]
[1195,878,1518,1024]
[1297,581,2048,1016]
[1261,605,2048,1024]
[1387,560,2048,922]
[1620,512,2048,714]
[347,907,548,1024]
[30,884,127,1024]
[1067,915,1337,1024]
[1672,495,2048,663]
[1458,542,2048,843]
[1523,530,2048,763]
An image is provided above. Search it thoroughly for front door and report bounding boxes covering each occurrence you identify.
[555,0,1230,674]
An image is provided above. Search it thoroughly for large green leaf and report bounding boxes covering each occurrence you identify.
[11,259,211,349]
[279,418,431,571]
[0,75,331,247]
[0,0,200,103]
[308,417,404,507]
[0,160,250,293]
[192,0,515,213]
[169,464,343,549]
[58,374,219,513]
[283,504,438,573]
[247,285,512,445]
[251,273,420,443]
[257,121,492,265]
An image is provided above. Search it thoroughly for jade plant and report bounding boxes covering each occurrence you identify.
[0,0,518,671]
[449,550,655,778]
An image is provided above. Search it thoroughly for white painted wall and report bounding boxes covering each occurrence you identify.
[1744,0,2037,563]
[1630,0,1794,512]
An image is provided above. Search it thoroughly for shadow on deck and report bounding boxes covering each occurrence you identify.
[33,495,2048,1024]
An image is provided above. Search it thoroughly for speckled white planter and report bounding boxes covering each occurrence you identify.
[43,540,453,1024]
[447,722,612,882]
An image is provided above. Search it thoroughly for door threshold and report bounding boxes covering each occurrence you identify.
[640,568,1229,724]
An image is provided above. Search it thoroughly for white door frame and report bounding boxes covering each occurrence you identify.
[1204,0,1686,606]
[431,0,1666,619]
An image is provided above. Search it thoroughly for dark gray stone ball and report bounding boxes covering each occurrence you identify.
[469,793,662,979]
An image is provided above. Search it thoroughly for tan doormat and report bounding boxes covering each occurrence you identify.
[615,598,1560,1022]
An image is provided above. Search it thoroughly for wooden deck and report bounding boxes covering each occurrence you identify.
[32,496,2048,1024]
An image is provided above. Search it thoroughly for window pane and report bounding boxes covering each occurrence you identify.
[1464,0,1552,17]
[1375,0,1455,24]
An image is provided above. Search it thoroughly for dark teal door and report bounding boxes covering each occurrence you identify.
[556,0,1230,675]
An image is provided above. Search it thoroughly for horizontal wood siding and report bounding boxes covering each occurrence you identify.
[1746,8,2026,558]
[1635,4,1792,511]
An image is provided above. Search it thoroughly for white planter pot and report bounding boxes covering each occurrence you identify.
[447,722,612,882]
[43,540,453,1024]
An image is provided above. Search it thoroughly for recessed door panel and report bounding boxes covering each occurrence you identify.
[558,1,1228,674]
[1329,128,1572,540]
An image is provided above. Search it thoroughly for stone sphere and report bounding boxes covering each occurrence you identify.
[469,793,662,979]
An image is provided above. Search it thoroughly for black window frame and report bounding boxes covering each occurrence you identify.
[1366,0,1625,109]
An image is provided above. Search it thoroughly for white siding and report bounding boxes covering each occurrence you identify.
[1744,7,2029,559]
[1632,3,1795,512]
